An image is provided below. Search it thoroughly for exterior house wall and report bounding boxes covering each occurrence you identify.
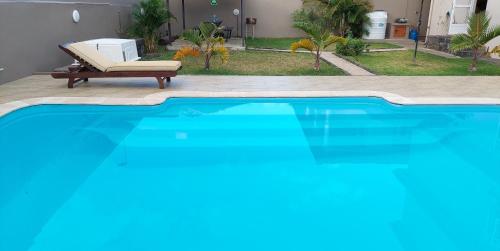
[485,0,500,57]
[426,0,453,36]
[0,1,137,85]
[425,0,500,56]
[371,0,431,36]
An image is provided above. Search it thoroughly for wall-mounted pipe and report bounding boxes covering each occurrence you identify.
[425,0,436,42]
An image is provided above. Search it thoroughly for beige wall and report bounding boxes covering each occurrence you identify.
[0,1,135,84]
[372,0,431,35]
[244,0,303,37]
[168,0,304,38]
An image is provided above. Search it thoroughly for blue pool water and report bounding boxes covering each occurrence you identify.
[1,97,500,251]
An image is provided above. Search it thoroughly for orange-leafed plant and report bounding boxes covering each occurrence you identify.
[173,47,201,60]
[174,22,229,70]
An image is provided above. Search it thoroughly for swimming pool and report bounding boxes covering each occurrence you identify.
[1,97,500,251]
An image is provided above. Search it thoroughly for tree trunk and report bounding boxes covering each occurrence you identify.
[314,50,321,71]
[470,48,478,72]
[145,34,157,54]
[204,52,212,70]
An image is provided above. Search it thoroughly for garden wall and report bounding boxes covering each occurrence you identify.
[167,0,304,38]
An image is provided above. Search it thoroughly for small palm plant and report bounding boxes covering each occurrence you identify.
[129,0,175,54]
[174,22,229,70]
[291,9,345,71]
[450,12,500,71]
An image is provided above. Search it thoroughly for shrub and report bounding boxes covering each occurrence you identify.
[129,0,175,54]
[335,38,366,56]
[305,0,373,38]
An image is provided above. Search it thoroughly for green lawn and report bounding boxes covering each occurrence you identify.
[366,42,403,49]
[245,37,303,50]
[348,50,500,76]
[149,50,344,75]
[245,37,402,51]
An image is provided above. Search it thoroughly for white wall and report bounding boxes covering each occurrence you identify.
[426,0,453,36]
[486,0,500,58]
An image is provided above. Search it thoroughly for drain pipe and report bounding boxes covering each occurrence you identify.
[413,0,425,63]
[425,0,436,44]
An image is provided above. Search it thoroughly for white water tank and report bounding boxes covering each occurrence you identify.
[363,11,388,40]
[84,39,140,62]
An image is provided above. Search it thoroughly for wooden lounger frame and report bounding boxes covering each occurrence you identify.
[51,44,179,89]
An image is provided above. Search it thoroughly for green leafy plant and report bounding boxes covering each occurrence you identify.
[174,22,229,70]
[304,0,373,38]
[291,9,345,71]
[129,0,175,54]
[335,37,367,56]
[450,12,500,71]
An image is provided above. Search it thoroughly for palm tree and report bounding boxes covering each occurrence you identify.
[291,9,345,71]
[174,22,229,70]
[450,12,500,71]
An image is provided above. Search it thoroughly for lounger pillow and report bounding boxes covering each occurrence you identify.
[66,42,115,72]
[107,61,182,72]
[67,42,182,72]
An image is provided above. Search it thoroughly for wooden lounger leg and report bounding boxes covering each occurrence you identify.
[156,77,165,89]
[68,77,75,88]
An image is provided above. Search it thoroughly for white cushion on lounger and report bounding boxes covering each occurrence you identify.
[106,60,182,72]
[66,42,114,72]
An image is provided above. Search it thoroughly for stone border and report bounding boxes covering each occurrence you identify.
[3,90,500,117]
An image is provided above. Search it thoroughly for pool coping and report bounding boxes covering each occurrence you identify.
[3,90,500,117]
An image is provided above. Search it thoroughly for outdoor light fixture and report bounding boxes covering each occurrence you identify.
[234,9,240,36]
[72,10,80,23]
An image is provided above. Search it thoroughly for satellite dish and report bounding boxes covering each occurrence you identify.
[72,10,80,23]
[233,9,240,16]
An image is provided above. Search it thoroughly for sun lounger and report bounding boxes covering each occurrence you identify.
[51,42,181,89]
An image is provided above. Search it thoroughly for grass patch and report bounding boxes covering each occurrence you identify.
[366,42,403,50]
[149,50,344,76]
[245,38,402,52]
[245,37,303,50]
[348,50,500,76]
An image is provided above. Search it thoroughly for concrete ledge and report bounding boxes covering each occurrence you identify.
[3,90,500,118]
[2,75,500,117]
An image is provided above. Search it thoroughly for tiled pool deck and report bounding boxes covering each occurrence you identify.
[1,75,500,116]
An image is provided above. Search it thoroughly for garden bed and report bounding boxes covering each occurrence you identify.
[347,51,500,76]
[148,50,345,76]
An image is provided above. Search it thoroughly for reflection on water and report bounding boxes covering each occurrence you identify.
[1,98,500,251]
